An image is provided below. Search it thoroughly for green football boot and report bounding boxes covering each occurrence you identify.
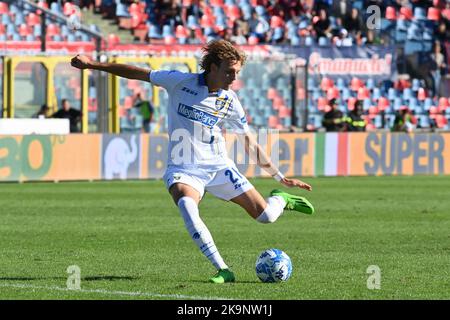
[270,189,315,215]
[209,269,235,284]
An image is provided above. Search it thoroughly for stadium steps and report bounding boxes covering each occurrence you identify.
[81,8,135,44]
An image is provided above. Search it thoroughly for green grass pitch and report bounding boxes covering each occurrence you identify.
[0,176,449,300]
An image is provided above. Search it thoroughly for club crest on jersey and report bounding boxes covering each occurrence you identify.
[215,95,232,112]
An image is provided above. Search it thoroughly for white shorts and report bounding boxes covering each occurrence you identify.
[163,165,254,201]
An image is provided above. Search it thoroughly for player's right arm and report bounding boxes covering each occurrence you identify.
[71,55,151,82]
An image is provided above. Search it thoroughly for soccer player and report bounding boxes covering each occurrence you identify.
[71,40,314,283]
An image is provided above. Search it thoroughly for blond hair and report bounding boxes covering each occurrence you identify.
[200,39,247,73]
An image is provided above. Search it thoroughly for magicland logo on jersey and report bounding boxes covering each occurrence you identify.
[177,103,219,128]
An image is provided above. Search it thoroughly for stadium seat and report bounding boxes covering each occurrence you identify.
[385,6,397,20]
[0,2,8,14]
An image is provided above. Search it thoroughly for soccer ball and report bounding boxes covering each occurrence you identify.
[255,248,292,283]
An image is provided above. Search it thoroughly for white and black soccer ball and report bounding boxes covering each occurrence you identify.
[255,248,292,283]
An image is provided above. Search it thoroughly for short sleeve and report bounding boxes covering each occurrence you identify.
[149,70,188,92]
[226,94,250,134]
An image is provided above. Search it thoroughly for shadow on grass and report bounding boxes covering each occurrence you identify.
[0,276,139,282]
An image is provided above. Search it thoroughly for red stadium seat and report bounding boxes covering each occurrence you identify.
[0,24,5,35]
[326,87,339,100]
[279,106,291,118]
[317,97,327,111]
[427,7,441,21]
[348,97,357,111]
[438,97,449,108]
[27,13,41,26]
[436,114,448,128]
[429,106,438,118]
[0,2,8,14]
[108,33,120,45]
[378,97,390,110]
[386,6,397,20]
[124,96,133,109]
[270,16,284,28]
[130,14,142,29]
[18,24,31,37]
[175,25,189,38]
[369,106,379,115]
[357,87,370,100]
[272,97,284,110]
[227,5,241,21]
[267,87,278,99]
[442,9,450,20]
[36,1,48,15]
[297,88,305,100]
[350,77,363,91]
[268,116,279,128]
[248,35,259,45]
[46,24,59,37]
[164,35,177,45]
[320,77,334,91]
[129,3,140,14]
[200,15,215,28]
[399,7,413,20]
[210,0,224,7]
[63,2,74,16]
[417,88,427,101]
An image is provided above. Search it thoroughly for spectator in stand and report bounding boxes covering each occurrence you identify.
[313,9,332,40]
[230,24,248,45]
[392,106,416,132]
[343,7,365,40]
[32,104,50,119]
[133,93,154,133]
[251,11,271,43]
[435,20,450,44]
[344,100,366,131]
[322,98,345,131]
[430,40,448,96]
[51,99,82,133]
[330,0,352,21]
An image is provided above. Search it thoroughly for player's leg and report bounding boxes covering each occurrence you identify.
[231,187,315,221]
[230,188,287,223]
[167,181,233,283]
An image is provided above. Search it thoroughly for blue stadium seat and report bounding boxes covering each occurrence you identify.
[411,78,420,91]
[116,3,130,17]
[290,36,301,46]
[374,115,383,128]
[187,15,199,29]
[148,24,161,39]
[336,78,345,90]
[424,98,433,111]
[305,36,313,46]
[318,37,329,46]
[388,88,397,100]
[372,87,381,100]
[419,115,430,128]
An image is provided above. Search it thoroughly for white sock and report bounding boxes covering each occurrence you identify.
[256,196,286,224]
[177,196,228,270]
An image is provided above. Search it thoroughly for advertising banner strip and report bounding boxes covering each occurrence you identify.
[337,133,349,176]
[314,133,349,177]
[315,132,325,176]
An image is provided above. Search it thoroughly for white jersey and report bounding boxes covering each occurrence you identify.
[149,70,250,172]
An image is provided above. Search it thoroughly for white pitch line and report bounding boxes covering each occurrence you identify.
[0,283,232,300]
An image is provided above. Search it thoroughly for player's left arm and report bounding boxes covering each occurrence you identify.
[240,132,312,191]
